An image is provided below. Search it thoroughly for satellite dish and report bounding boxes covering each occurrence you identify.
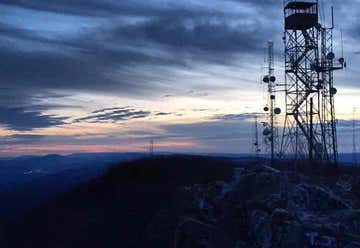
[339,57,345,64]
[330,87,337,95]
[263,76,269,83]
[263,128,271,136]
[274,108,281,115]
[326,52,335,60]
[264,106,269,112]
[270,76,276,82]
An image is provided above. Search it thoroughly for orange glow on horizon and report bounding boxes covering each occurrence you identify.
[0,140,202,157]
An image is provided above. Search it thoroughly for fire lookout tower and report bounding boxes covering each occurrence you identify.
[280,0,346,164]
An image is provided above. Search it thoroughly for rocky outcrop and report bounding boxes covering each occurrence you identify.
[145,164,360,247]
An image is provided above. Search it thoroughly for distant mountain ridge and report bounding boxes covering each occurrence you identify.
[6,155,238,248]
[0,151,357,219]
[0,152,145,218]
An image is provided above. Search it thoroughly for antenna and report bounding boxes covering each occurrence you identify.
[353,108,357,166]
[331,6,334,29]
[149,139,154,156]
[341,29,344,58]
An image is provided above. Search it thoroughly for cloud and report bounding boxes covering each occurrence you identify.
[213,113,263,121]
[74,106,174,124]
[0,46,173,96]
[0,134,45,145]
[0,0,120,17]
[0,0,277,99]
[160,119,252,141]
[337,119,360,133]
[74,107,151,123]
[192,108,211,112]
[91,107,130,114]
[0,107,67,131]
[117,15,264,53]
[155,112,172,116]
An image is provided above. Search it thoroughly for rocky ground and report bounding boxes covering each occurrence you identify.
[144,163,360,248]
[2,156,359,248]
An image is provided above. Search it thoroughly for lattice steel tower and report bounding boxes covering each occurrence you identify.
[262,41,281,166]
[280,0,346,164]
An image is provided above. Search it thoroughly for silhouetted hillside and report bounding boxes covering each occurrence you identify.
[0,152,144,219]
[6,155,237,248]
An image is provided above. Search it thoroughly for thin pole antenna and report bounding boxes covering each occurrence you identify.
[341,29,344,58]
[353,108,357,166]
[149,139,154,156]
[331,6,334,29]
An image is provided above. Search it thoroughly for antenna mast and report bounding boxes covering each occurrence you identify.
[353,108,357,166]
[262,41,281,166]
[149,139,154,156]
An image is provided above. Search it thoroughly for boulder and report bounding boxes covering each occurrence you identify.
[174,217,234,248]
[249,210,272,248]
[292,183,350,211]
[271,208,290,224]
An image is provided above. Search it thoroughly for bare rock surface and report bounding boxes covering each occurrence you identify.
[145,163,360,247]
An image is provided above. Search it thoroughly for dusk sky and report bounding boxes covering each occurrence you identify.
[0,0,359,156]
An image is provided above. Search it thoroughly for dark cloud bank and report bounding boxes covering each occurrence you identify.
[0,107,66,131]
[0,0,277,97]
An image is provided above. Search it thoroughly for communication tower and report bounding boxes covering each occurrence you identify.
[262,41,281,166]
[280,0,346,164]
